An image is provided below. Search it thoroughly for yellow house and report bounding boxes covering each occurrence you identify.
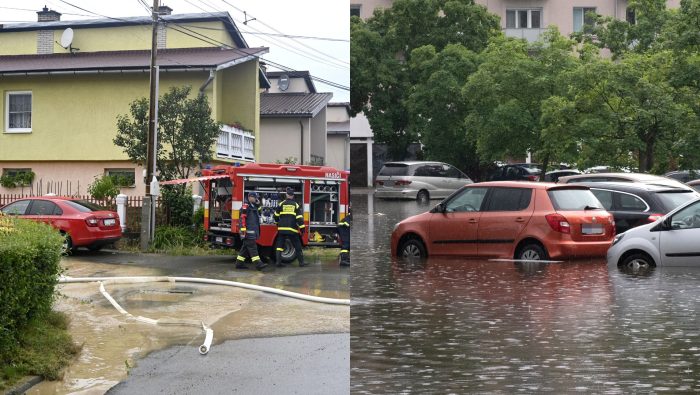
[0,6,268,196]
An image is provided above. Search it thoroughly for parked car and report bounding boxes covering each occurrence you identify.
[490,164,541,182]
[544,169,581,183]
[687,179,700,192]
[391,181,615,261]
[577,182,700,234]
[0,197,121,253]
[665,170,700,183]
[375,161,472,202]
[558,172,692,190]
[607,198,700,268]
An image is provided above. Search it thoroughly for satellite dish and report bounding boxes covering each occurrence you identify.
[278,74,290,91]
[60,28,73,49]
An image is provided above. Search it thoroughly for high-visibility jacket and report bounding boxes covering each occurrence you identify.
[239,202,262,240]
[338,211,352,228]
[274,198,305,234]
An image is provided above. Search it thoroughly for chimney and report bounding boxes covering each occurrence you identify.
[37,5,61,22]
[157,5,173,15]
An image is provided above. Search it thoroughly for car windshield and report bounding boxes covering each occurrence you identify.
[64,200,104,212]
[655,191,699,212]
[378,164,409,176]
[548,188,602,211]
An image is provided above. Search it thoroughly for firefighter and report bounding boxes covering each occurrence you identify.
[236,192,267,271]
[274,187,306,267]
[337,206,351,267]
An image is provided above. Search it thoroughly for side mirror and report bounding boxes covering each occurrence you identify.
[652,217,671,232]
[431,203,445,214]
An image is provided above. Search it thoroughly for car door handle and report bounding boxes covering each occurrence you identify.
[515,217,525,222]
[468,219,478,224]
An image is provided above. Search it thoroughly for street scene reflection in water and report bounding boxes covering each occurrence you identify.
[351,190,700,393]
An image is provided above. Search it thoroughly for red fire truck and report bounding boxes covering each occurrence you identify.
[194,163,349,262]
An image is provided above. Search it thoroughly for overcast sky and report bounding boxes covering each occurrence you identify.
[1,0,350,102]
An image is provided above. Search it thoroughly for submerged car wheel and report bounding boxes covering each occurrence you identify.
[400,238,427,260]
[517,243,548,261]
[620,253,655,269]
[416,190,429,204]
[61,233,73,255]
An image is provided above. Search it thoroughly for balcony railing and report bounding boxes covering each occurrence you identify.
[504,28,544,43]
[217,125,255,161]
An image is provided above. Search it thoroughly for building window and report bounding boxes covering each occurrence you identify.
[626,8,636,24]
[5,91,32,133]
[1,168,34,188]
[573,7,597,33]
[105,168,136,187]
[350,4,361,17]
[506,9,542,29]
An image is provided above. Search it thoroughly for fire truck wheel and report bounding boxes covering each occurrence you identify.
[279,238,297,263]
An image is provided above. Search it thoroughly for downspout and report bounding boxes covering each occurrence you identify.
[199,69,215,95]
[299,120,304,165]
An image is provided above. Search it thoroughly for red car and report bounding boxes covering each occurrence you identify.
[0,197,121,253]
[391,181,615,261]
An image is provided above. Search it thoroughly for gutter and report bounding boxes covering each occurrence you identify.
[0,67,211,77]
[199,69,215,95]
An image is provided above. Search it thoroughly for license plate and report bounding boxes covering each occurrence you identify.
[216,237,223,243]
[104,218,116,226]
[582,224,603,234]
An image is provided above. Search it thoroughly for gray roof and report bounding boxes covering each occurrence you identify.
[260,93,332,118]
[0,47,268,74]
[0,12,249,48]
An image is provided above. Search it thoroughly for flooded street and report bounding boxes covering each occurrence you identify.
[30,253,349,394]
[351,190,700,393]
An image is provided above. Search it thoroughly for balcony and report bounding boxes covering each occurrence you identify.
[505,28,544,43]
[217,125,255,161]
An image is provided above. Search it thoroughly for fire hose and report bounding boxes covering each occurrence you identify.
[59,276,350,355]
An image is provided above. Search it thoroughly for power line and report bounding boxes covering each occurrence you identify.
[174,23,349,42]
[0,5,94,18]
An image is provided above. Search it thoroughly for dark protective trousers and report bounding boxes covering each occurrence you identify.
[237,238,262,264]
[275,232,305,265]
[338,226,350,265]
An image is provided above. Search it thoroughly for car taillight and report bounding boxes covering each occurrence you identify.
[375,180,384,186]
[527,175,540,181]
[85,216,99,227]
[647,213,664,222]
[395,180,412,186]
[545,213,571,234]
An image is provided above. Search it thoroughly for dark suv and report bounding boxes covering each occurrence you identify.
[490,164,541,182]
[577,182,700,234]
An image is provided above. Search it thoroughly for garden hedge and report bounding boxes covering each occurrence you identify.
[0,214,63,355]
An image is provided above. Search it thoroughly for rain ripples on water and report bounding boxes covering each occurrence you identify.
[351,191,700,393]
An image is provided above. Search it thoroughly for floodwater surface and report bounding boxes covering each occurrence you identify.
[351,190,700,393]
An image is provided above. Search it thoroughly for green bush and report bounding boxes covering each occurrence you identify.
[87,175,120,200]
[0,216,63,360]
[162,185,194,227]
[152,225,202,250]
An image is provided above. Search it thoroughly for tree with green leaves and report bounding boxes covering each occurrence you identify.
[463,29,581,174]
[114,85,221,181]
[350,0,500,161]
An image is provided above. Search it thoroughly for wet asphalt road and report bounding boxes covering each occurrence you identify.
[107,334,349,395]
[351,190,700,393]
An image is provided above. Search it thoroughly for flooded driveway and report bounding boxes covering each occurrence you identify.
[351,190,700,393]
[31,252,349,394]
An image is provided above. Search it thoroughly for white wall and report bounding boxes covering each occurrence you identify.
[259,118,305,164]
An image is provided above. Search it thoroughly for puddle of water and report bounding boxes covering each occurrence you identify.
[29,259,349,394]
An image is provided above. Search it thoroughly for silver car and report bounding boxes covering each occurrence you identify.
[374,161,472,202]
[607,198,700,267]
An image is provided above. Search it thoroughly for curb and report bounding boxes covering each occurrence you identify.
[5,375,43,395]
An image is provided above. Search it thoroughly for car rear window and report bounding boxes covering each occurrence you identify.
[655,191,698,212]
[548,188,602,211]
[64,200,103,212]
[378,164,409,176]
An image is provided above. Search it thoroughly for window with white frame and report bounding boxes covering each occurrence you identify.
[5,91,32,133]
[573,7,597,33]
[506,9,542,29]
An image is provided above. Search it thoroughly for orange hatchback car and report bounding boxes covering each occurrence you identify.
[391,181,615,261]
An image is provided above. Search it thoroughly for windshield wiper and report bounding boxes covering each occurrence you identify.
[583,205,601,210]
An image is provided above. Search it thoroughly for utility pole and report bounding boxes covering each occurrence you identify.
[141,0,160,251]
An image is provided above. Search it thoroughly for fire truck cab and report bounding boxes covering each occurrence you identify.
[202,163,349,262]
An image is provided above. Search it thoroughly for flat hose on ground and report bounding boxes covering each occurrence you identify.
[59,276,350,354]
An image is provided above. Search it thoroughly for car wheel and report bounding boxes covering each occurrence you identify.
[399,238,427,260]
[61,233,73,255]
[620,253,655,269]
[416,190,429,204]
[517,243,548,261]
[88,245,103,252]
